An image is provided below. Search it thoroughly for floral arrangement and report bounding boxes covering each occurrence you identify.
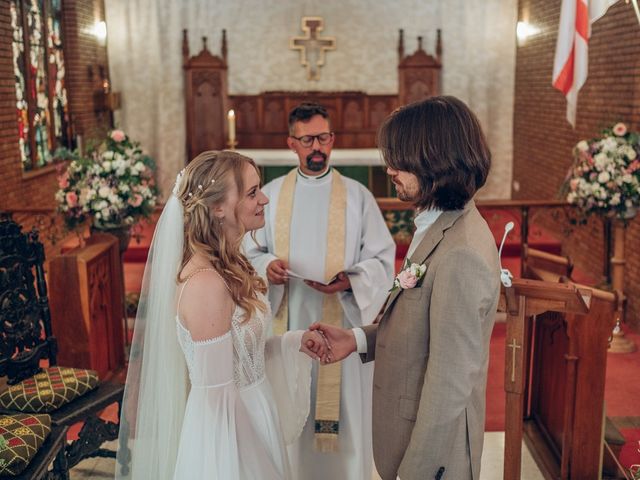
[55,129,158,230]
[563,122,640,220]
[390,259,426,292]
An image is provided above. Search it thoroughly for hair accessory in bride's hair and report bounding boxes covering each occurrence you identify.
[172,168,186,196]
[186,178,217,201]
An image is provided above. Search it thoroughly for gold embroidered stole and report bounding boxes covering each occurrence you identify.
[273,168,345,451]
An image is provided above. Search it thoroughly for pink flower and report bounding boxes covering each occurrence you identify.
[613,123,627,136]
[110,129,126,142]
[397,269,418,289]
[128,193,143,207]
[58,172,69,189]
[65,191,78,207]
[570,178,580,191]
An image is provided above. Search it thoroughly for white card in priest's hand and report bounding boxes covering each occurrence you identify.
[286,268,361,286]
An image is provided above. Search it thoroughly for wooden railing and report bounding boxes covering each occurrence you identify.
[3,199,578,276]
[376,198,577,276]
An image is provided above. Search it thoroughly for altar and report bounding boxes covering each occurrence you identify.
[239,148,390,195]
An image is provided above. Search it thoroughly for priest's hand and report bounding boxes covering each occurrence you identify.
[267,259,289,285]
[304,272,351,294]
[309,323,356,364]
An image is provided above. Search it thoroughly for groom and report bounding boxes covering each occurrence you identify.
[312,96,500,480]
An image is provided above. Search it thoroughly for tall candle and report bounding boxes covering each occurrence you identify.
[228,109,236,144]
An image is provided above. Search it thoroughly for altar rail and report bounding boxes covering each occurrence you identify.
[377,198,577,275]
[2,200,577,275]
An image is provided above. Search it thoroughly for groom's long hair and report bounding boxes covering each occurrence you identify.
[176,150,267,322]
[378,95,491,211]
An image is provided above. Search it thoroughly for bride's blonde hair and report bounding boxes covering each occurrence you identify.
[176,150,267,321]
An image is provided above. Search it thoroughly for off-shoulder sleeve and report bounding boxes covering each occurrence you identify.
[173,333,282,479]
[264,330,313,445]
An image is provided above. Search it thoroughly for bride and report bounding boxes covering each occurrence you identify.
[116,151,327,479]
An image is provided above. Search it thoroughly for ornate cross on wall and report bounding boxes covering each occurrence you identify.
[290,17,336,81]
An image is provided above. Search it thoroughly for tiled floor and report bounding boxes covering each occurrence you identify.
[69,434,543,479]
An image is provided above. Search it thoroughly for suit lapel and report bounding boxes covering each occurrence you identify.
[381,202,474,316]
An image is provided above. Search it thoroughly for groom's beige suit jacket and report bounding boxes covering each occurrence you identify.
[361,201,500,480]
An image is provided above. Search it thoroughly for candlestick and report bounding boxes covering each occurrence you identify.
[228,109,236,149]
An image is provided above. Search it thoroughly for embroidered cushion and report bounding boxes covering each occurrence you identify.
[0,367,99,413]
[0,414,51,476]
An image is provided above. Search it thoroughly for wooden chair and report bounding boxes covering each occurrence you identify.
[0,423,68,480]
[0,214,129,477]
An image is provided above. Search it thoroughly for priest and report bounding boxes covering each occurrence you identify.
[243,102,395,480]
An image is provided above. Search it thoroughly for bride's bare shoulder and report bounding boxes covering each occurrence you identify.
[178,267,235,341]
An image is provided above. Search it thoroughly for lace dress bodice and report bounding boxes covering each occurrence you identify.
[176,291,272,389]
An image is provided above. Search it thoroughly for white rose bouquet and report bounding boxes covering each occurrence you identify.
[55,129,158,230]
[563,123,640,220]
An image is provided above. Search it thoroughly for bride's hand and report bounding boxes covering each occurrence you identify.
[300,330,331,362]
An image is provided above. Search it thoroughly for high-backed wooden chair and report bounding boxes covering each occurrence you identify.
[0,214,128,476]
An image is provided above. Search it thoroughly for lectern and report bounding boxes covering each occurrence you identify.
[49,235,125,378]
[501,278,617,479]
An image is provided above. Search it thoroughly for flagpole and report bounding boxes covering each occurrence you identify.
[630,0,640,25]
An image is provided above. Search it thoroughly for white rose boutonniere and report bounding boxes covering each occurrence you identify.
[390,259,427,292]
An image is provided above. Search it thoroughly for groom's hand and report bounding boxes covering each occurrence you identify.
[309,323,356,364]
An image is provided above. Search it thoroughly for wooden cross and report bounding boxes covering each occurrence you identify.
[290,17,336,81]
[507,338,521,382]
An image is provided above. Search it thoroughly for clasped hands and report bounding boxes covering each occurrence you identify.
[299,323,357,365]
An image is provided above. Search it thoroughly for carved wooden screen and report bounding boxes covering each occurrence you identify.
[229,92,397,149]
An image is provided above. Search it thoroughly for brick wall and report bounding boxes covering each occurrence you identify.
[0,0,112,212]
[513,0,640,331]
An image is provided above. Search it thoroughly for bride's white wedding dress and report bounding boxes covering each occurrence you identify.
[173,271,312,479]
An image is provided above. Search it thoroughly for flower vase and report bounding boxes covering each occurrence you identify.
[623,206,638,220]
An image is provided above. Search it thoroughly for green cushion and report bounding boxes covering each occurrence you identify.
[0,367,99,413]
[0,414,51,476]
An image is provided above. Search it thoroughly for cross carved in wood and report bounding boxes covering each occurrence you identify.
[507,338,522,383]
[290,17,336,81]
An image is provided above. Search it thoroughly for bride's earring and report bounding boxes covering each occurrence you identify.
[219,217,225,226]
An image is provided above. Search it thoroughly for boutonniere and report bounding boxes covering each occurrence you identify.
[390,259,427,292]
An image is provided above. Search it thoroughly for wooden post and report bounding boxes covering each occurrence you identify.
[608,220,636,353]
[504,295,527,480]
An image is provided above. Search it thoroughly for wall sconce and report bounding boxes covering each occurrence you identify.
[93,65,120,113]
[92,21,107,45]
[516,21,541,45]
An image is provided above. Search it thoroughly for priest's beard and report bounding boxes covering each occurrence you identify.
[306,151,328,172]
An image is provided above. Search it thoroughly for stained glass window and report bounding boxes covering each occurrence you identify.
[10,0,72,171]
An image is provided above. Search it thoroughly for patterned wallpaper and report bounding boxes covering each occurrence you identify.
[105,0,517,199]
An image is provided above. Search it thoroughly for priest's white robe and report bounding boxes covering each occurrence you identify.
[243,168,396,480]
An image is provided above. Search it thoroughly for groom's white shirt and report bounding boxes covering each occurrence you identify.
[353,207,442,354]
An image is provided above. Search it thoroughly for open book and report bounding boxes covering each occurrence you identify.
[286,267,362,286]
